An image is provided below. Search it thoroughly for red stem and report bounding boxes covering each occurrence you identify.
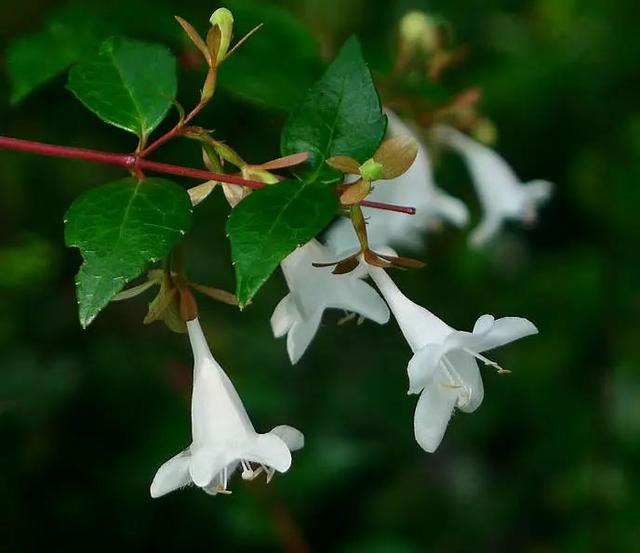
[360,199,416,215]
[140,101,206,157]
[0,135,416,215]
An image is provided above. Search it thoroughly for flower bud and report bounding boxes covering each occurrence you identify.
[399,10,439,56]
[209,7,234,63]
[471,118,498,146]
[358,158,385,182]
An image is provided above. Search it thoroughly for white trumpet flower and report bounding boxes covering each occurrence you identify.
[434,125,553,247]
[271,239,390,364]
[368,267,537,452]
[150,318,304,497]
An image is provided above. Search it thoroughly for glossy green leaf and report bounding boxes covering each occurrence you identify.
[227,37,383,305]
[226,181,338,307]
[64,178,192,327]
[7,7,110,104]
[281,36,387,172]
[67,37,177,139]
[220,0,322,109]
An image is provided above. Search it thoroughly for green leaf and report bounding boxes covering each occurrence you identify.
[7,7,110,104]
[220,0,322,109]
[226,181,338,307]
[67,37,177,139]
[226,37,384,305]
[281,36,387,171]
[64,178,192,327]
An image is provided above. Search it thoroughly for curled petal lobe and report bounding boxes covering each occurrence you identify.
[150,449,192,498]
[469,217,502,248]
[431,191,469,228]
[271,294,297,338]
[524,179,553,205]
[474,316,538,352]
[270,425,305,452]
[473,314,495,334]
[286,310,323,365]
[247,433,293,473]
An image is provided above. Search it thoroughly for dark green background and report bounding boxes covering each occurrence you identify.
[1,0,638,551]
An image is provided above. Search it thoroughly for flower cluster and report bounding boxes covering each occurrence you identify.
[271,110,544,453]
[150,106,547,497]
[143,7,550,498]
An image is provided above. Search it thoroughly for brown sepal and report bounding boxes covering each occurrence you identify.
[378,253,427,269]
[176,16,212,66]
[190,282,238,306]
[374,135,419,179]
[326,155,361,174]
[340,178,371,205]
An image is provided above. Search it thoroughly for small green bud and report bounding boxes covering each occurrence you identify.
[472,118,498,146]
[210,8,234,63]
[359,158,384,182]
[399,10,439,55]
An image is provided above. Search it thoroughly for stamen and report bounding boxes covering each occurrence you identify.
[241,459,254,480]
[248,466,265,481]
[265,467,276,483]
[338,312,357,325]
[441,355,472,406]
[464,348,511,374]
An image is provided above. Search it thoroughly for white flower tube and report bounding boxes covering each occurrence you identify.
[150,318,303,497]
[368,267,537,452]
[434,125,553,247]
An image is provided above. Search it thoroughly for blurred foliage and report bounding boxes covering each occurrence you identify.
[1,0,639,551]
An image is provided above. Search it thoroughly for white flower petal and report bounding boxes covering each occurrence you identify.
[413,384,458,453]
[269,425,305,452]
[323,218,360,257]
[524,179,554,204]
[271,294,296,338]
[189,449,227,488]
[150,448,193,498]
[274,240,389,364]
[474,316,538,353]
[473,314,495,334]
[286,310,323,364]
[245,433,293,473]
[469,216,502,248]
[407,344,444,394]
[327,277,390,324]
[431,190,470,228]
